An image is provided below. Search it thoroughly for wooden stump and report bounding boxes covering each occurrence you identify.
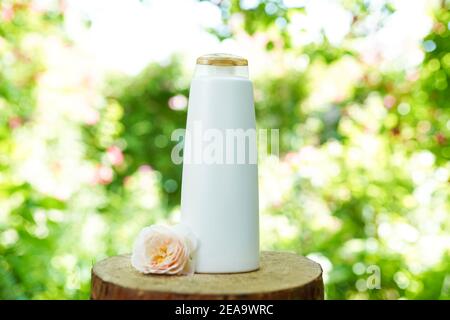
[91,251,324,300]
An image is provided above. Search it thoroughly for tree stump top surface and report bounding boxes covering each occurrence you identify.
[91,251,324,300]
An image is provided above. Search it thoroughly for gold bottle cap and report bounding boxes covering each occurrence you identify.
[196,53,248,67]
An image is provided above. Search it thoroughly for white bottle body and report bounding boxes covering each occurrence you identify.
[181,71,259,273]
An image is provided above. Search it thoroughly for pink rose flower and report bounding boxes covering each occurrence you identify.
[131,224,197,275]
[92,164,113,185]
[106,146,124,166]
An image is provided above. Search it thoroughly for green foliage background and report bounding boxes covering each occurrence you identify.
[0,0,449,299]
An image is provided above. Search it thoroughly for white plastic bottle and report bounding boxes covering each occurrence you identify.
[181,54,259,273]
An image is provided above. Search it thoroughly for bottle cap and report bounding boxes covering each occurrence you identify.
[196,53,248,67]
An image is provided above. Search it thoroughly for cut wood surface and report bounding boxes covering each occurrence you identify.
[91,251,324,300]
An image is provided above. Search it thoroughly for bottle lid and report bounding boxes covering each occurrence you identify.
[196,53,248,67]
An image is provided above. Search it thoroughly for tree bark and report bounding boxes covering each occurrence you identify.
[91,251,324,300]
